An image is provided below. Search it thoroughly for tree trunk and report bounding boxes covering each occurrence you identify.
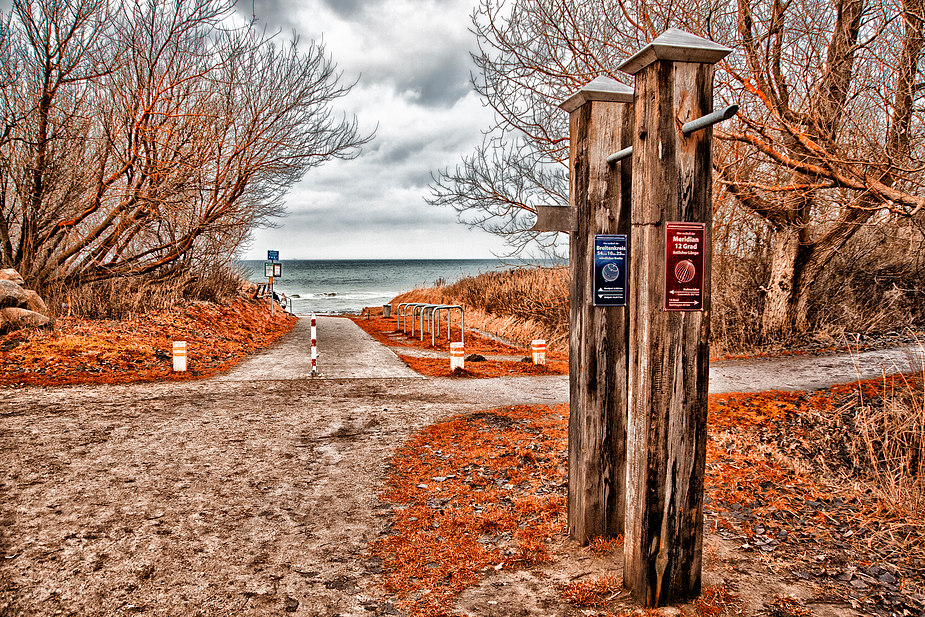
[760,225,802,340]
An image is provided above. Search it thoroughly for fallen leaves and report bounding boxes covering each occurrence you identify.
[350,315,530,355]
[396,354,567,378]
[560,574,622,607]
[351,315,568,378]
[375,376,925,616]
[0,298,297,387]
[370,404,568,616]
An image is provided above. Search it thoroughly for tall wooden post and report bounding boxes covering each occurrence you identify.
[559,76,634,544]
[619,30,730,605]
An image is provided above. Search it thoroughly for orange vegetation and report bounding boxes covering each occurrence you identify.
[560,574,622,607]
[350,315,567,378]
[396,354,567,378]
[693,585,742,616]
[369,404,568,616]
[350,315,530,355]
[587,534,624,556]
[375,376,924,616]
[0,299,297,387]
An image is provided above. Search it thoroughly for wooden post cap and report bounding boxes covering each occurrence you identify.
[618,28,731,75]
[559,75,634,113]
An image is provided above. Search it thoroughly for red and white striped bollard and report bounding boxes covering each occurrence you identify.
[531,339,546,365]
[450,342,464,371]
[172,340,187,371]
[310,313,318,375]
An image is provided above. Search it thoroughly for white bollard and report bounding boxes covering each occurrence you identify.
[532,339,546,365]
[310,313,318,375]
[172,341,187,372]
[450,342,465,371]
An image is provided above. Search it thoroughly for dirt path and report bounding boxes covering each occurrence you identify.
[0,317,921,616]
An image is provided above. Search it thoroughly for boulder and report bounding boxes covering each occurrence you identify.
[0,307,52,330]
[0,279,27,309]
[21,289,50,317]
[0,268,24,285]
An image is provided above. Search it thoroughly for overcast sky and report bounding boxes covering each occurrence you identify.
[235,0,508,260]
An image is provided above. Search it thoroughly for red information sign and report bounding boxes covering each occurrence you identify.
[665,222,705,311]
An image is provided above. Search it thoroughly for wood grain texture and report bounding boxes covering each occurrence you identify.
[531,205,576,232]
[624,59,714,606]
[566,95,633,544]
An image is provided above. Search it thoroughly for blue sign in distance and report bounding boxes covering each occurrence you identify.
[594,234,628,307]
[267,250,279,261]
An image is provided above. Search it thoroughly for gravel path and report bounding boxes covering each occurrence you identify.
[0,317,921,616]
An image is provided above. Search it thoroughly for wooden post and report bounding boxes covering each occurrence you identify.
[558,76,634,544]
[619,30,730,605]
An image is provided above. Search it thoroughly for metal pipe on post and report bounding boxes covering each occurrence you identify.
[396,303,405,330]
[606,146,634,165]
[681,104,738,135]
[619,29,731,607]
[557,75,635,545]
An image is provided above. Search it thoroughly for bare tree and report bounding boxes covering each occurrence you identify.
[0,0,370,289]
[436,0,925,339]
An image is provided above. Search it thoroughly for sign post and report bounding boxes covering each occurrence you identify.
[557,76,634,544]
[665,222,705,311]
[266,251,280,316]
[619,30,730,606]
[593,234,628,307]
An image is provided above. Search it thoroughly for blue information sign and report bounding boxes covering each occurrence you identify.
[267,250,279,261]
[594,234,628,307]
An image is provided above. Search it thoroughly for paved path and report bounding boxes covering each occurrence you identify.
[709,344,923,393]
[215,316,421,381]
[220,316,923,394]
[2,317,921,616]
[220,315,923,397]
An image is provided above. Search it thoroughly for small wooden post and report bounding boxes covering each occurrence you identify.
[558,76,634,544]
[619,30,730,605]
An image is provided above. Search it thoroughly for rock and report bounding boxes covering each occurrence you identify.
[0,307,52,330]
[0,268,24,285]
[21,289,50,317]
[0,279,28,308]
[465,353,487,362]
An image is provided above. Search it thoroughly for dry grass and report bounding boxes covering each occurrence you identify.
[848,344,925,517]
[390,244,925,360]
[0,298,296,387]
[560,574,621,607]
[694,585,743,616]
[395,353,567,378]
[391,266,569,353]
[39,265,247,320]
[373,379,925,616]
[369,404,568,617]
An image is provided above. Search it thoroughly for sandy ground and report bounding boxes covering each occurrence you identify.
[1,317,922,616]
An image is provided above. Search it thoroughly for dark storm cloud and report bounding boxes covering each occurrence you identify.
[387,47,472,107]
[316,0,369,18]
[234,0,306,32]
[283,198,452,235]
[238,0,474,108]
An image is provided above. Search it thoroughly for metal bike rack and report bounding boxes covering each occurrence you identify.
[397,302,427,333]
[411,303,438,338]
[396,302,466,347]
[417,304,443,341]
[431,305,465,346]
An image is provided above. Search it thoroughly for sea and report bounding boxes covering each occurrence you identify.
[237,259,507,315]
